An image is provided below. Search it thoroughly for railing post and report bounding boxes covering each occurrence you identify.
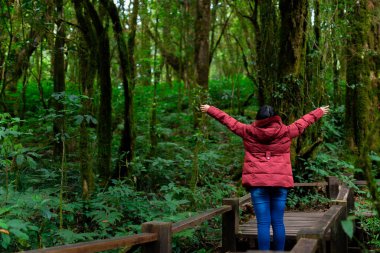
[222,197,240,253]
[327,176,340,199]
[329,203,348,253]
[297,228,325,253]
[141,221,172,253]
[330,184,350,253]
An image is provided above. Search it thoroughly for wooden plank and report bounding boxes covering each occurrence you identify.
[355,180,380,186]
[238,212,325,240]
[294,182,327,187]
[291,238,319,253]
[237,212,324,239]
[22,233,158,253]
[239,193,251,205]
[172,205,232,233]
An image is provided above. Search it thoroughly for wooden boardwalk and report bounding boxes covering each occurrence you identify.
[238,211,325,240]
[21,177,355,253]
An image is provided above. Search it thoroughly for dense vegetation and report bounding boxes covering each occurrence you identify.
[0,0,379,252]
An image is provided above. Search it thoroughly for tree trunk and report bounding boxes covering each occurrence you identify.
[194,0,211,89]
[345,1,380,218]
[139,1,152,86]
[73,0,97,199]
[100,0,139,178]
[84,0,113,182]
[345,0,371,152]
[276,0,308,123]
[52,0,66,158]
[332,4,346,106]
[256,0,278,106]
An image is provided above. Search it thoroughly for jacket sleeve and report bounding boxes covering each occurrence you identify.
[288,108,324,138]
[207,106,246,138]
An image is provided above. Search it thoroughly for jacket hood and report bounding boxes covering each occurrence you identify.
[251,116,284,143]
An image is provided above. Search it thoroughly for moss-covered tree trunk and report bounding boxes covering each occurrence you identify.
[100,0,138,178]
[275,0,308,122]
[332,5,347,106]
[194,0,210,90]
[52,0,66,159]
[84,0,113,182]
[138,0,152,86]
[252,0,279,106]
[73,0,96,199]
[275,0,310,173]
[345,0,380,214]
[345,0,371,152]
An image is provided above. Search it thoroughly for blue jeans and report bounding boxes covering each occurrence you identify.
[250,187,288,251]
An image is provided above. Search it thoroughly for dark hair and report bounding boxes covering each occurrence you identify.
[256,105,276,120]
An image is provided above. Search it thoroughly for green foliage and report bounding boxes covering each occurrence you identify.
[286,190,330,210]
[355,196,380,250]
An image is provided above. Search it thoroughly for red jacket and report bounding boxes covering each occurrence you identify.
[207,106,324,188]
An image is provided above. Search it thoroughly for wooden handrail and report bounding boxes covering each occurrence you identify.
[290,238,319,253]
[238,181,328,206]
[296,180,351,253]
[20,233,158,253]
[239,193,251,205]
[172,205,232,233]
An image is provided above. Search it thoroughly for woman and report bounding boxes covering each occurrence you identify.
[200,104,329,251]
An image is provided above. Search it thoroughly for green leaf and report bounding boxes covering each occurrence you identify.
[341,219,354,239]
[7,219,27,230]
[16,155,25,166]
[0,206,14,216]
[73,115,84,125]
[0,220,8,229]
[1,233,11,249]
[27,156,37,169]
[9,228,29,240]
[369,154,380,162]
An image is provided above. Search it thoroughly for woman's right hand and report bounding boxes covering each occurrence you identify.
[320,105,330,115]
[200,104,210,113]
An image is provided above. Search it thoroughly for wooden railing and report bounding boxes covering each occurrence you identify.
[21,177,354,253]
[223,177,354,253]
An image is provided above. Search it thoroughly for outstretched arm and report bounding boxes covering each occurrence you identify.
[200,104,246,137]
[288,105,329,138]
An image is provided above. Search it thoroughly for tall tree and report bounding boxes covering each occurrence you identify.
[100,0,139,178]
[275,0,308,122]
[52,0,66,158]
[345,0,380,214]
[73,0,97,199]
[248,0,279,106]
[82,0,113,181]
[194,0,211,90]
[0,1,46,113]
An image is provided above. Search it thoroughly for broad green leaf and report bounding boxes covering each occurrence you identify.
[341,219,354,239]
[7,219,27,230]
[9,228,29,240]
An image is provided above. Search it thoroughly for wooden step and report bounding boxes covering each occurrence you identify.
[237,211,325,240]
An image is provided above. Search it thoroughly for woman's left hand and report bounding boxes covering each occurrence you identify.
[320,105,330,115]
[200,104,210,113]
